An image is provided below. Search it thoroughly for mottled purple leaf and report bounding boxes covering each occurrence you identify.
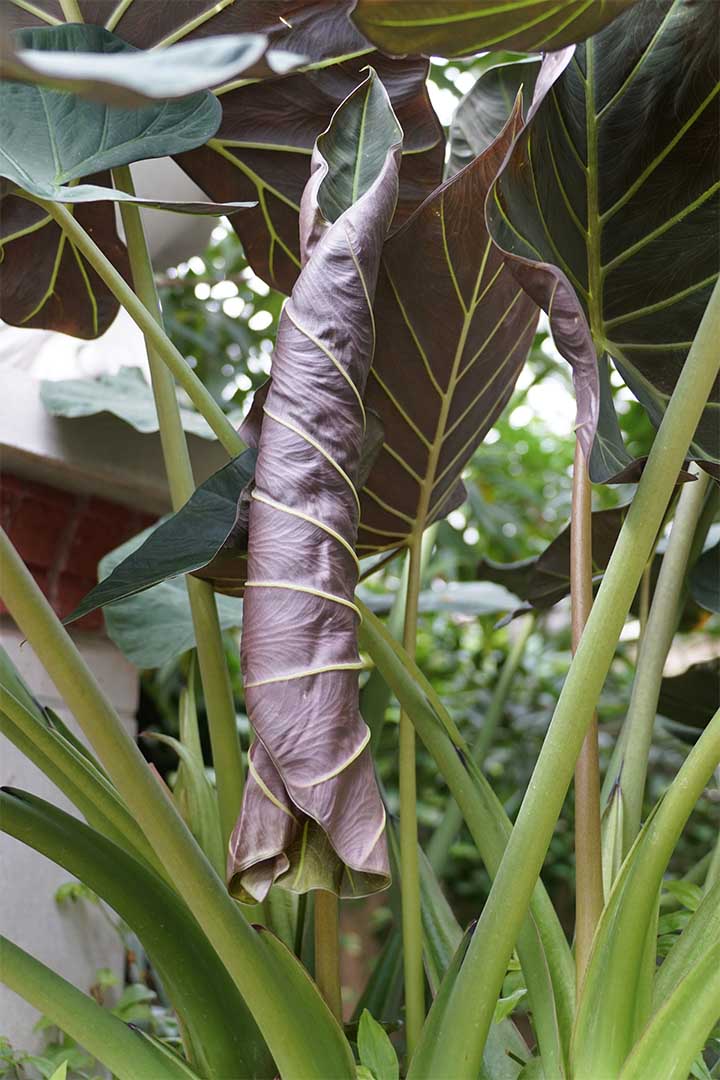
[355,98,540,557]
[484,0,720,468]
[228,70,402,902]
[351,0,641,58]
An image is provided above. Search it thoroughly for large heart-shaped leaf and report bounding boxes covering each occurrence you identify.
[355,100,539,557]
[228,69,401,903]
[1,27,222,203]
[2,3,441,329]
[484,0,720,468]
[177,51,443,293]
[0,181,129,338]
[351,0,640,57]
[2,23,296,105]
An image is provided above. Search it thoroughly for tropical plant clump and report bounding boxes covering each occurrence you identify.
[0,1,718,1078]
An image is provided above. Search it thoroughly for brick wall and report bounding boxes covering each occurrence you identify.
[1,473,154,630]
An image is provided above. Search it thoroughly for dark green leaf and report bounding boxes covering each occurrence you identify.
[658,659,720,741]
[0,788,273,1079]
[689,539,720,613]
[356,97,539,559]
[65,450,255,628]
[486,1,720,468]
[315,70,401,223]
[477,504,629,614]
[3,24,298,106]
[448,58,538,176]
[1,28,225,206]
[40,367,229,439]
[352,0,640,57]
[357,1009,399,1080]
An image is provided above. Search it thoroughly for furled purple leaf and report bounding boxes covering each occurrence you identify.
[355,97,540,557]
[352,0,641,57]
[228,70,401,902]
[483,0,720,468]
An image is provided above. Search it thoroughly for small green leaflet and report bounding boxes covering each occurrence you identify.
[357,1010,399,1080]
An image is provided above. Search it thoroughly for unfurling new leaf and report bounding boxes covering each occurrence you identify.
[228,70,402,902]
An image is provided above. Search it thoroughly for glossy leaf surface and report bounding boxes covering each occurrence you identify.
[447,58,537,176]
[229,70,401,901]
[3,23,296,105]
[352,0,639,57]
[64,451,255,628]
[486,0,720,467]
[356,100,539,557]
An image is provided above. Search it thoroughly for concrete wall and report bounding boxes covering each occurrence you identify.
[0,621,139,1054]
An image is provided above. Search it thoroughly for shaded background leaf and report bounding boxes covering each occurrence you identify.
[40,366,235,439]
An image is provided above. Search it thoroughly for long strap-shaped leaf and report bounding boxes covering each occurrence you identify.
[571,708,720,1076]
[358,601,575,1069]
[0,935,198,1080]
[229,70,401,901]
[483,0,720,468]
[0,788,274,1079]
[357,96,540,556]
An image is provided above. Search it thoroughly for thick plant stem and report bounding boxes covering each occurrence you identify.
[427,613,535,874]
[36,198,244,459]
[621,466,711,852]
[399,537,425,1059]
[571,442,604,992]
[113,166,244,846]
[314,890,343,1021]
[59,0,82,20]
[407,277,720,1080]
[705,817,720,892]
[0,532,354,1078]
